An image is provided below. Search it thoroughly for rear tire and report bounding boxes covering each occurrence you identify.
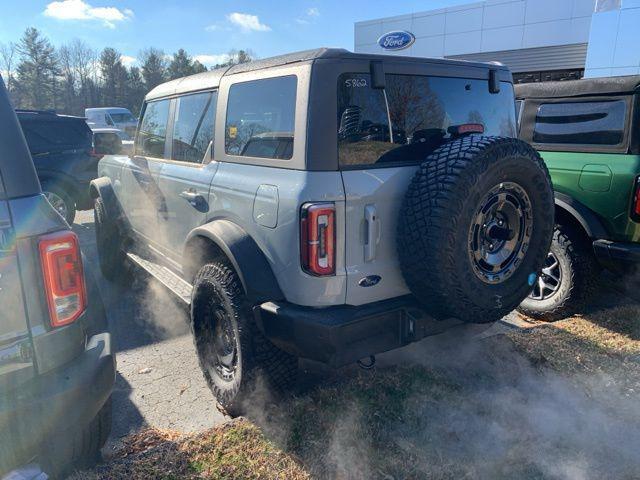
[94,197,130,283]
[518,223,599,321]
[191,262,297,417]
[398,136,554,324]
[41,397,112,479]
[42,182,76,224]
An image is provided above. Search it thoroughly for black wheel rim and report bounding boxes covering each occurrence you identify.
[468,182,533,284]
[528,251,562,300]
[201,302,238,382]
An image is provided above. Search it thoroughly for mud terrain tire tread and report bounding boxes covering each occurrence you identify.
[191,262,297,417]
[94,197,130,282]
[398,136,554,324]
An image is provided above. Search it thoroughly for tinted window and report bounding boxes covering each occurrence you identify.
[337,74,517,168]
[19,118,92,154]
[225,76,296,159]
[533,101,626,146]
[110,112,136,123]
[171,91,217,163]
[136,99,170,158]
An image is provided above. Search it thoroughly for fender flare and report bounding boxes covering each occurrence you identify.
[185,220,284,303]
[89,176,123,221]
[554,192,608,240]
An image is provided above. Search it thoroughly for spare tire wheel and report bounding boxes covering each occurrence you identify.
[398,136,554,324]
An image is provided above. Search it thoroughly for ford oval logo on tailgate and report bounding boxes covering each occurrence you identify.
[378,31,415,51]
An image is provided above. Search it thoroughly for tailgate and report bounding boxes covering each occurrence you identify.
[0,200,34,392]
[342,167,416,306]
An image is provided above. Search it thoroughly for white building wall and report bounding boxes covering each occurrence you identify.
[354,0,596,59]
[585,0,640,77]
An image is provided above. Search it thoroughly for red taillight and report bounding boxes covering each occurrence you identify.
[301,203,336,276]
[39,231,86,328]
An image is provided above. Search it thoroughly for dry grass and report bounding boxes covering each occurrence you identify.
[76,304,640,480]
[72,419,310,480]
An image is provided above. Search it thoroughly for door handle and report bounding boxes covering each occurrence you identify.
[179,189,207,211]
[364,204,380,262]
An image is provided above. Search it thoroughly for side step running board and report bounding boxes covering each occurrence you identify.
[126,252,193,305]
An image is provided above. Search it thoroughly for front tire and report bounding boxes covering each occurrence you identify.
[518,223,599,321]
[94,197,130,283]
[191,262,297,416]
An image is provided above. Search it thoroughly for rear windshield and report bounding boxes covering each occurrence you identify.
[337,74,516,168]
[110,112,136,123]
[19,117,92,154]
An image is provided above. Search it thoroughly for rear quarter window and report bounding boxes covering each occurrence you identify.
[225,75,297,160]
[533,101,627,146]
[337,73,516,168]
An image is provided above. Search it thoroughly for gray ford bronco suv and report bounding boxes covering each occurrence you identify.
[91,49,554,414]
[0,76,114,477]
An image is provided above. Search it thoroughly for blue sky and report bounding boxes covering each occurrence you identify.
[0,0,470,67]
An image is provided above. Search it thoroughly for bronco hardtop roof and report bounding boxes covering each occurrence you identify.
[146,47,511,102]
[515,75,640,100]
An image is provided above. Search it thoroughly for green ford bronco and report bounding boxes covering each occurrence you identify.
[516,76,640,320]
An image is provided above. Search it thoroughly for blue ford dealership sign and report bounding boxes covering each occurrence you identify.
[378,31,415,51]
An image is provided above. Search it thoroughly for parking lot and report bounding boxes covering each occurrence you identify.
[73,210,227,449]
[73,207,640,465]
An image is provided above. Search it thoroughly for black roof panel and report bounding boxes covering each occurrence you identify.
[515,75,640,99]
[146,47,511,101]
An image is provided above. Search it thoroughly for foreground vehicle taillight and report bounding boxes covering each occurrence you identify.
[39,231,86,327]
[301,203,336,276]
[632,176,640,223]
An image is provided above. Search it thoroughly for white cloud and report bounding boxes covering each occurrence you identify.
[227,12,271,32]
[205,24,220,32]
[44,0,133,28]
[296,6,320,24]
[120,55,136,67]
[194,54,231,67]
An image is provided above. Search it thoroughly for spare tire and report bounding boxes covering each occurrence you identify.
[398,136,554,324]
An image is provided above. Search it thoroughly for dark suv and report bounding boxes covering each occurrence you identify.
[0,77,115,478]
[16,110,102,224]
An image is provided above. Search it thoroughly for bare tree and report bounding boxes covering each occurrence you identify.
[0,42,17,92]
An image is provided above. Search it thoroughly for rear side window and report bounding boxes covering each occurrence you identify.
[136,99,170,158]
[19,118,92,154]
[533,101,626,146]
[171,91,217,163]
[225,76,296,160]
[337,74,517,168]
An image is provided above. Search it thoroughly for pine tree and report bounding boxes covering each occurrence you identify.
[140,48,167,91]
[15,28,59,110]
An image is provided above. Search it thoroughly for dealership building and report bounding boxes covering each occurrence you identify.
[354,0,640,82]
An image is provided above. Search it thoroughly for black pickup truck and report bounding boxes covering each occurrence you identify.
[0,76,115,478]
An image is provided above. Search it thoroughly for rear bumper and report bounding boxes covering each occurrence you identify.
[254,296,471,368]
[593,239,640,265]
[0,333,115,474]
